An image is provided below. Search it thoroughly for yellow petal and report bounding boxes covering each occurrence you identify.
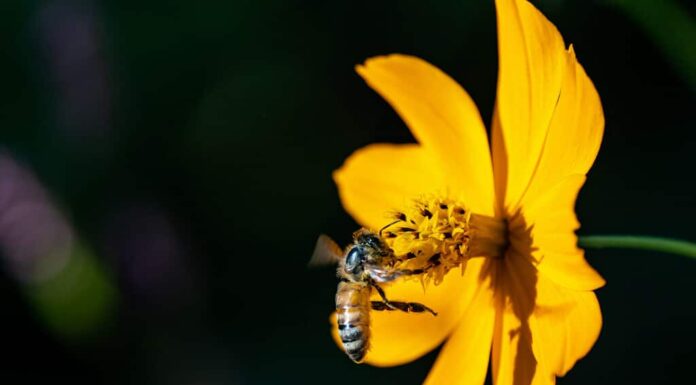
[333,143,445,230]
[492,0,567,211]
[517,46,604,209]
[491,249,601,385]
[356,54,496,216]
[532,277,602,377]
[522,175,605,291]
[424,263,496,385]
[493,0,604,292]
[491,253,553,385]
[330,258,489,366]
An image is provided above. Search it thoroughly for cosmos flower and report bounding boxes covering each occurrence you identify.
[332,0,605,384]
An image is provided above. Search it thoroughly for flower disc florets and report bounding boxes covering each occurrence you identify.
[382,198,507,287]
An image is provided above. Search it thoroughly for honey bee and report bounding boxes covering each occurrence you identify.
[310,227,438,363]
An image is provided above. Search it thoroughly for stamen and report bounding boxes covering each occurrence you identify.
[382,198,508,286]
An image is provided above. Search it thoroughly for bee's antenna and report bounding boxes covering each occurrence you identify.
[379,220,400,237]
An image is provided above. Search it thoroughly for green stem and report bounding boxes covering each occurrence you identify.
[578,235,696,259]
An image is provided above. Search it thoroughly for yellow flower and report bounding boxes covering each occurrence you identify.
[331,0,605,384]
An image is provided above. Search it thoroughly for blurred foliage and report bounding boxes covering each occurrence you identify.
[27,241,117,340]
[606,0,696,91]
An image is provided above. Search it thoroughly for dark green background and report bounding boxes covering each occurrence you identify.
[1,0,694,384]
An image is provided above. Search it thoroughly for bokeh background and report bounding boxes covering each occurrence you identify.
[1,0,694,384]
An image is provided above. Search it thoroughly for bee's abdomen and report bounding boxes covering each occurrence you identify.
[336,282,371,363]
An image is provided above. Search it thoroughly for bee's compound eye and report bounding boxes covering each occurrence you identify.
[345,247,364,273]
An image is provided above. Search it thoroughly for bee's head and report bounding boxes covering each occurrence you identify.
[343,229,393,275]
[344,246,366,274]
[357,231,381,248]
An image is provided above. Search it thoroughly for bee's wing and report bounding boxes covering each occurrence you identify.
[308,234,344,267]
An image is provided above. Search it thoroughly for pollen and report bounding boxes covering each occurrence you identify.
[382,198,508,287]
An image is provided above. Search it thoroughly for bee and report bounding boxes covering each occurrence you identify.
[310,226,438,363]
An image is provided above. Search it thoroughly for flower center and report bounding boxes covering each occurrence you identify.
[380,197,507,286]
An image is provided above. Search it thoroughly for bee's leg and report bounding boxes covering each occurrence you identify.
[383,253,443,280]
[369,283,437,316]
[370,282,398,310]
[374,267,429,282]
[370,301,391,311]
[378,266,432,281]
[370,301,437,316]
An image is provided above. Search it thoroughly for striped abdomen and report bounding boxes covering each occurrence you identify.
[336,281,371,363]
